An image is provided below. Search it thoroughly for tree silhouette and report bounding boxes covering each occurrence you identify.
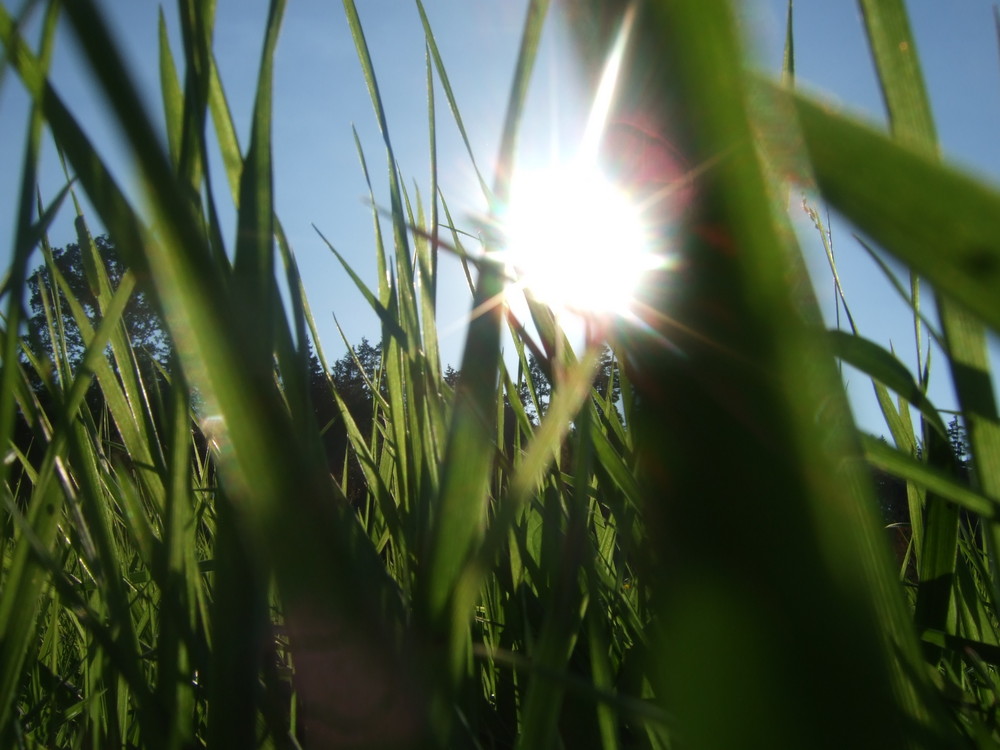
[329,336,382,410]
[947,415,969,467]
[319,338,384,505]
[23,234,170,377]
[515,345,624,423]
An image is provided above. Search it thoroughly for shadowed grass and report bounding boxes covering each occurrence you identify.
[2,0,1000,748]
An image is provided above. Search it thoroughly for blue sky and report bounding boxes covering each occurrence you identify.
[2,0,999,437]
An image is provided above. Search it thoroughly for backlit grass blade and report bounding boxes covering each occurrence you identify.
[415,0,491,201]
[864,436,996,517]
[782,0,794,83]
[792,91,1000,334]
[206,47,243,205]
[232,0,284,367]
[857,0,937,151]
[568,1,951,745]
[7,3,426,743]
[418,0,550,675]
[0,0,59,497]
[315,227,409,360]
[438,192,476,293]
[424,44,439,311]
[828,329,947,438]
[343,0,413,318]
[158,8,182,169]
[175,0,216,194]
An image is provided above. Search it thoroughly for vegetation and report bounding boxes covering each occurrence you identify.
[1,0,1000,748]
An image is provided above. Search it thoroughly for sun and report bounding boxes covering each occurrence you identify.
[501,160,658,318]
[493,1,666,324]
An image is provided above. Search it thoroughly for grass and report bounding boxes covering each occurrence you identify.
[2,0,1000,748]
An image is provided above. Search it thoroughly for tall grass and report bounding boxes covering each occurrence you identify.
[1,0,1000,748]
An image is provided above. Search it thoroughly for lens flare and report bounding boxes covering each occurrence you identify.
[496,1,668,324]
[502,162,658,317]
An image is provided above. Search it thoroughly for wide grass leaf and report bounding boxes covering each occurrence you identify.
[792,90,1000,334]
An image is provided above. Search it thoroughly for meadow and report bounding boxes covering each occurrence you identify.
[2,0,1000,748]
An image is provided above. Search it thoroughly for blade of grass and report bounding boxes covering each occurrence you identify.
[4,4,427,744]
[575,1,953,745]
[415,0,491,201]
[828,329,947,438]
[0,0,59,499]
[417,0,551,699]
[790,90,1000,335]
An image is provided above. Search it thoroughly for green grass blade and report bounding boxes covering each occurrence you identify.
[314,226,408,345]
[158,7,183,169]
[176,0,216,193]
[342,0,413,313]
[857,0,937,150]
[206,48,243,205]
[828,329,947,438]
[414,0,491,201]
[417,0,550,668]
[571,1,951,745]
[0,0,59,497]
[793,91,1000,334]
[863,436,996,519]
[782,0,794,83]
[232,0,285,367]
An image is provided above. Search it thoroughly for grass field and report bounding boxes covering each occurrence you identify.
[3,0,1000,748]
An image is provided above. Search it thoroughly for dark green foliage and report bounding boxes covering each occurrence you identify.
[24,234,171,372]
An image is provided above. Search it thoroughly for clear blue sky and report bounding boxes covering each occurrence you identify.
[1,0,998,438]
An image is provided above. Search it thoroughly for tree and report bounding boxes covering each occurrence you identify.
[592,345,623,405]
[24,234,171,375]
[948,415,969,467]
[329,336,383,412]
[320,338,384,505]
[515,345,624,423]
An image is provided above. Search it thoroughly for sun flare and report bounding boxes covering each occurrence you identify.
[494,1,662,322]
[502,162,658,318]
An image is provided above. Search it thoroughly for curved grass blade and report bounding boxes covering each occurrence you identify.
[791,90,1000,335]
[863,436,996,518]
[828,329,947,438]
[414,0,491,201]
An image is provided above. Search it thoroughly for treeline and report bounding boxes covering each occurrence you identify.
[19,234,960,530]
[16,236,628,504]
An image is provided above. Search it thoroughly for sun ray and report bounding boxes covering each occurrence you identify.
[579,1,637,164]
[495,2,673,328]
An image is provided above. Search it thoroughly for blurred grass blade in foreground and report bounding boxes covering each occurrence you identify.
[564,0,953,746]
